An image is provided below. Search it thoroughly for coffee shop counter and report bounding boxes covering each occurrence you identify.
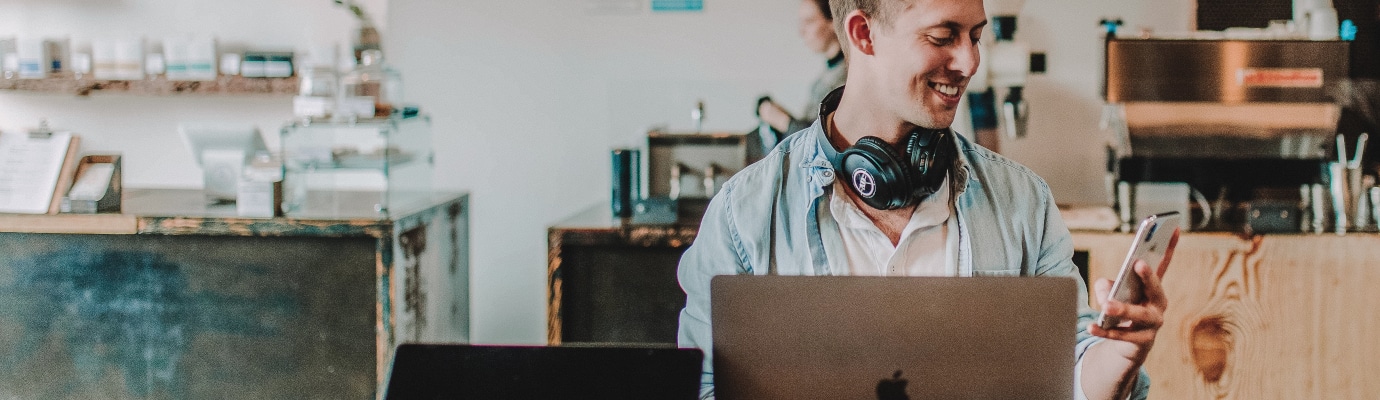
[549,203,1380,399]
[1074,230,1380,399]
[0,189,469,400]
[547,202,700,345]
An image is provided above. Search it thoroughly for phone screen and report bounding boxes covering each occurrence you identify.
[1096,212,1181,330]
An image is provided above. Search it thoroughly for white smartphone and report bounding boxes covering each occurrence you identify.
[1096,211,1181,330]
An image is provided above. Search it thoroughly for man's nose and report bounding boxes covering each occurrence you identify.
[949,41,980,78]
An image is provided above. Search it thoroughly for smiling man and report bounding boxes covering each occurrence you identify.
[676,0,1176,399]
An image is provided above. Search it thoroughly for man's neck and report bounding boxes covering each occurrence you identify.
[831,85,913,147]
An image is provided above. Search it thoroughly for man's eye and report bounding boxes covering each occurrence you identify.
[927,35,955,45]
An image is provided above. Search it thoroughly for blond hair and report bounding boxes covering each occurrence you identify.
[830,0,912,46]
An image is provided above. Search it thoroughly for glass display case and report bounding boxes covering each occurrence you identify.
[280,115,432,217]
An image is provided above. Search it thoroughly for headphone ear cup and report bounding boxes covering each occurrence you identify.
[906,129,951,198]
[906,130,936,176]
[856,136,914,184]
[840,136,915,210]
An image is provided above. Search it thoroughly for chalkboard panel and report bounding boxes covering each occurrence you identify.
[558,244,689,344]
[0,233,376,399]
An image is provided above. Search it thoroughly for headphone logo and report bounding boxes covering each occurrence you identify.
[852,168,877,198]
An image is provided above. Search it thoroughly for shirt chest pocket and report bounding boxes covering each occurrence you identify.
[973,268,1022,277]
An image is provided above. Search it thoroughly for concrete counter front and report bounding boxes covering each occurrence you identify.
[0,189,469,399]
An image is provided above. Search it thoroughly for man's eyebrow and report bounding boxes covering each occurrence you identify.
[926,20,989,32]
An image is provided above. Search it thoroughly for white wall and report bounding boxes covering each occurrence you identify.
[387,0,821,344]
[0,0,387,187]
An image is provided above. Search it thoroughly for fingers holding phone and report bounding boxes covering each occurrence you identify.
[1089,259,1168,361]
[1096,261,1163,324]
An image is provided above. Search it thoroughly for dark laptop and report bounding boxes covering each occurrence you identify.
[712,275,1076,399]
[382,344,703,400]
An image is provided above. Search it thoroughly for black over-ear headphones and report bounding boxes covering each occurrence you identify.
[818,125,954,210]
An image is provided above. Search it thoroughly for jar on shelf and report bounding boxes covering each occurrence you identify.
[338,49,402,119]
[294,47,339,119]
[298,64,337,98]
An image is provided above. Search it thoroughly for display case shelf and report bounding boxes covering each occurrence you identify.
[0,75,298,96]
[281,115,434,218]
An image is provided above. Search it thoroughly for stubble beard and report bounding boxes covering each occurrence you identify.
[904,87,956,130]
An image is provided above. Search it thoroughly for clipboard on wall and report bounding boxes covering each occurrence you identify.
[0,128,82,214]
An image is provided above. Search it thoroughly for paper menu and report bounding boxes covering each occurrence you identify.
[0,131,74,214]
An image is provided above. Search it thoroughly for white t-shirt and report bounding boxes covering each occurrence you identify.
[827,177,959,277]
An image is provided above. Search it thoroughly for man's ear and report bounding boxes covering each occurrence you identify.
[843,10,875,57]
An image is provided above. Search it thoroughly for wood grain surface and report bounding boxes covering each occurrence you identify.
[0,213,137,234]
[1073,232,1380,400]
[0,75,299,96]
[48,136,82,214]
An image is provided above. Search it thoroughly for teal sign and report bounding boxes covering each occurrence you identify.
[652,0,703,12]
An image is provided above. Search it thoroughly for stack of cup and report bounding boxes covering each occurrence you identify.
[1308,8,1340,40]
[1354,175,1375,231]
[1328,162,1349,234]
[1371,187,1380,229]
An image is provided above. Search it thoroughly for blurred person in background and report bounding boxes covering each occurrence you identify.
[757,0,849,137]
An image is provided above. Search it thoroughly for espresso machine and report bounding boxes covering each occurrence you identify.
[1104,38,1351,233]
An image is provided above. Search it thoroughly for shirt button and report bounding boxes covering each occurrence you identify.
[822,170,834,179]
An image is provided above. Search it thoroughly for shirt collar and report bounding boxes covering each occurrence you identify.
[829,175,952,233]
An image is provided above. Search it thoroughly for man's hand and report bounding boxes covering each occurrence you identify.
[1089,228,1179,364]
[756,99,793,133]
[1079,228,1179,400]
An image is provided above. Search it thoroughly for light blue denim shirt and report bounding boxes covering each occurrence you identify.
[676,90,1150,400]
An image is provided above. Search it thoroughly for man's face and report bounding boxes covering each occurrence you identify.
[867,0,985,129]
[798,0,836,55]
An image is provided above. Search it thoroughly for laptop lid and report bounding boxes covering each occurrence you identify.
[383,344,703,400]
[711,275,1076,400]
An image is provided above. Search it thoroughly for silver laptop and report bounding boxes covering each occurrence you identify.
[711,275,1076,399]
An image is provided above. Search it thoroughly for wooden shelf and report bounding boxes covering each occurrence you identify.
[0,213,137,234]
[0,75,298,96]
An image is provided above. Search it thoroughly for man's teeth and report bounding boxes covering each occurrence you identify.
[933,83,959,96]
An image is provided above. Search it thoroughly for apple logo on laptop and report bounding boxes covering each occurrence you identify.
[876,370,910,400]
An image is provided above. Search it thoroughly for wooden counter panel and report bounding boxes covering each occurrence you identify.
[137,216,389,238]
[0,214,137,234]
[0,189,466,238]
[547,204,701,345]
[1074,232,1380,400]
